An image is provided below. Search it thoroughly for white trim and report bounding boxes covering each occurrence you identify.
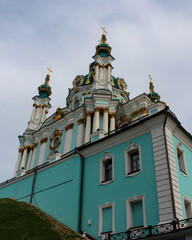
[124,142,142,177]
[100,152,114,185]
[126,195,146,229]
[99,202,115,237]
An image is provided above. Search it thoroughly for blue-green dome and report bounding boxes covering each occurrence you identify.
[38,74,52,98]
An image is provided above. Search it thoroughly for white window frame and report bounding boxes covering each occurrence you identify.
[100,152,114,185]
[126,195,146,230]
[99,202,115,237]
[183,195,192,219]
[176,143,187,176]
[124,142,142,177]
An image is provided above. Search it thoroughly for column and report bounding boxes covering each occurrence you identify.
[14,148,23,176]
[30,104,37,122]
[77,118,85,147]
[64,123,74,154]
[110,113,116,132]
[35,106,40,121]
[107,65,111,82]
[30,143,38,169]
[20,146,28,169]
[95,64,99,81]
[38,137,48,165]
[41,105,47,123]
[93,108,100,132]
[102,108,109,133]
[84,112,92,143]
[26,147,33,170]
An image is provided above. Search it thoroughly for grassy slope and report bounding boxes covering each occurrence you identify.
[0,198,84,240]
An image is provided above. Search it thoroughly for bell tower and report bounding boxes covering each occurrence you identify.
[92,27,114,92]
[27,68,52,132]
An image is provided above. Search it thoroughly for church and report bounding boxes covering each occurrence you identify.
[0,29,192,240]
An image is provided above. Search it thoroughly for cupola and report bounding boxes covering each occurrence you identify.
[147,75,160,101]
[95,28,112,57]
[38,67,52,98]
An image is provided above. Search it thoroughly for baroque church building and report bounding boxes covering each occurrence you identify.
[0,31,192,240]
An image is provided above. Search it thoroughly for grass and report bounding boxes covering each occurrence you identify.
[0,198,84,240]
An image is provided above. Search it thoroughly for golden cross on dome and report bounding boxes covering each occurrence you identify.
[47,67,53,75]
[148,74,152,82]
[101,27,107,35]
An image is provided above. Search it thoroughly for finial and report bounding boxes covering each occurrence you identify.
[148,74,152,82]
[47,67,53,76]
[101,27,107,35]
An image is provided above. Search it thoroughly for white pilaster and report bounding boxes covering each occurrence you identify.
[84,113,92,143]
[64,123,74,154]
[77,118,85,147]
[14,148,23,176]
[38,137,48,165]
[93,108,100,132]
[30,143,38,169]
[110,114,116,132]
[31,105,37,122]
[107,65,111,82]
[20,147,28,169]
[95,64,99,81]
[26,148,33,170]
[41,107,46,123]
[102,109,109,133]
[35,106,40,121]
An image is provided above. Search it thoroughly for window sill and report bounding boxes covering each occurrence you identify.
[100,179,114,185]
[126,170,142,177]
[180,169,188,177]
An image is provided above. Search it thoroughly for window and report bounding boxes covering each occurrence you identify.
[126,195,146,229]
[183,196,192,219]
[100,152,114,184]
[125,142,142,176]
[176,143,187,175]
[99,202,115,237]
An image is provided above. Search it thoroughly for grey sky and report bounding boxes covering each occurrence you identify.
[0,0,191,183]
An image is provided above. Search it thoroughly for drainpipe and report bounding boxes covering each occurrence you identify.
[75,147,85,233]
[163,108,176,219]
[30,167,37,204]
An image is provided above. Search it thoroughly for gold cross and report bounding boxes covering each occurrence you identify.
[148,74,152,81]
[101,27,107,35]
[47,67,53,75]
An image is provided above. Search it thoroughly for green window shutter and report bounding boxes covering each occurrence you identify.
[103,207,112,233]
[132,201,143,227]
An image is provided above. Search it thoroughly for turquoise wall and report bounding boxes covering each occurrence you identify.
[0,156,82,232]
[81,132,159,238]
[172,135,192,218]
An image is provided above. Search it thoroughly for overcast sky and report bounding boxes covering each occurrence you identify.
[0,0,191,183]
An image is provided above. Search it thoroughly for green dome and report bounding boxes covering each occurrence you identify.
[38,74,52,98]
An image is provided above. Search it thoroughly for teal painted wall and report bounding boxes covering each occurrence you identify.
[81,132,159,238]
[0,156,82,232]
[172,135,192,218]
